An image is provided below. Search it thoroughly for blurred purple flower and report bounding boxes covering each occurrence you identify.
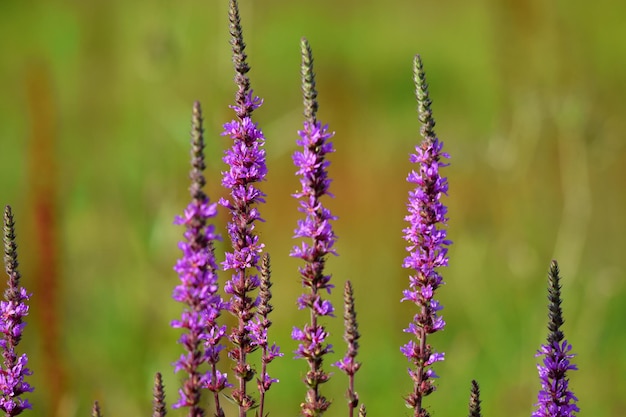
[171,103,229,417]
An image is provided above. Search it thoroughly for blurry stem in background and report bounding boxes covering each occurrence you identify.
[24,60,66,417]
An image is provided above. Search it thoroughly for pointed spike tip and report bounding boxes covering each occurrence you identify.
[300,37,318,125]
[412,54,436,144]
[468,380,482,417]
[547,259,565,344]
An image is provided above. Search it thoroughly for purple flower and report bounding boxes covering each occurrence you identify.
[1,206,34,416]
[291,38,337,417]
[220,71,266,309]
[289,124,337,293]
[401,55,451,416]
[221,0,279,413]
[171,102,228,417]
[532,261,579,417]
[532,341,579,417]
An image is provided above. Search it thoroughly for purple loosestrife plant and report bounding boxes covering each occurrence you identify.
[290,38,337,417]
[334,281,362,417]
[532,260,579,417]
[171,102,229,417]
[246,254,283,417]
[1,206,34,416]
[220,0,275,414]
[400,55,450,417]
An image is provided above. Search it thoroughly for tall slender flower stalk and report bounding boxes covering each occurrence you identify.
[291,37,337,417]
[532,260,579,417]
[335,281,362,417]
[171,102,228,417]
[221,0,270,414]
[1,206,34,416]
[400,55,450,417]
[246,254,283,417]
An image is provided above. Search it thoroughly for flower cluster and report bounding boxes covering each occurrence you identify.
[1,206,33,416]
[290,120,337,278]
[400,55,451,416]
[171,102,229,417]
[0,5,588,417]
[290,38,338,417]
[220,0,277,413]
[532,260,579,417]
[533,341,579,417]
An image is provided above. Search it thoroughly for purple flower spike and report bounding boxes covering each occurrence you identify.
[222,0,271,414]
[401,55,451,417]
[246,254,283,417]
[291,38,337,417]
[1,206,34,416]
[171,102,228,417]
[334,281,363,417]
[532,260,579,417]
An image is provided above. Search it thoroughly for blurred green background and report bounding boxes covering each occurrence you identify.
[1,0,625,416]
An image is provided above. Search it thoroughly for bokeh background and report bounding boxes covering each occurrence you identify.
[1,0,625,416]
